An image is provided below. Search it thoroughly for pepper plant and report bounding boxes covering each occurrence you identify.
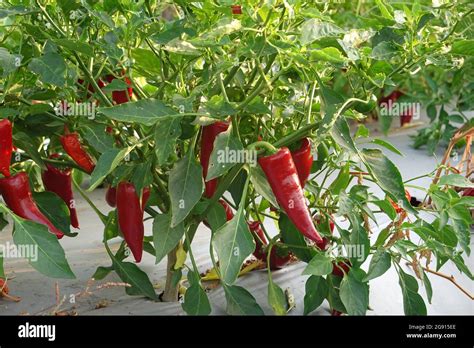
[0,0,473,316]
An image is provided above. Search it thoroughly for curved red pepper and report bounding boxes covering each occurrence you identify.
[60,133,96,174]
[0,172,64,239]
[116,182,145,263]
[258,148,323,244]
[42,156,79,228]
[200,121,229,198]
[105,74,133,105]
[248,221,290,270]
[0,119,13,178]
[290,138,313,187]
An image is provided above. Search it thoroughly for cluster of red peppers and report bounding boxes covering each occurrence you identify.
[258,141,325,248]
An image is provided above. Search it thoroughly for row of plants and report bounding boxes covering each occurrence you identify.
[0,0,472,315]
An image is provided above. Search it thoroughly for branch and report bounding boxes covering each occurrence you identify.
[423,267,474,300]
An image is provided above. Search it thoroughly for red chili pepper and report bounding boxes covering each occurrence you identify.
[258,148,323,244]
[389,189,411,214]
[463,188,474,196]
[378,90,403,106]
[0,172,64,239]
[0,278,9,296]
[60,133,96,174]
[231,5,242,14]
[0,119,13,178]
[248,221,290,270]
[116,182,145,262]
[290,138,313,188]
[105,186,117,207]
[314,215,335,250]
[200,121,229,198]
[331,309,343,316]
[105,74,133,105]
[332,259,351,278]
[42,155,79,228]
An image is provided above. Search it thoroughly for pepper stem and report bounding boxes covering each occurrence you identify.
[248,141,278,155]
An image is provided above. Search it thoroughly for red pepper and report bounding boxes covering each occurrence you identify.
[0,172,64,239]
[116,182,145,262]
[60,132,96,174]
[231,5,242,14]
[42,155,79,228]
[0,278,9,297]
[290,138,313,188]
[105,74,133,105]
[331,309,342,316]
[200,121,229,198]
[389,189,411,214]
[105,186,117,207]
[258,148,323,244]
[314,215,335,250]
[332,259,351,278]
[378,90,403,106]
[0,119,13,178]
[463,188,474,196]
[248,221,290,270]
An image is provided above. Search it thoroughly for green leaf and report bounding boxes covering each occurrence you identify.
[228,170,247,207]
[452,40,474,56]
[169,154,203,227]
[362,148,416,215]
[153,213,185,264]
[340,272,369,315]
[13,132,46,170]
[207,126,244,180]
[182,283,212,315]
[328,163,350,195]
[0,254,4,279]
[398,269,427,315]
[205,95,237,117]
[363,249,391,281]
[130,162,153,196]
[331,117,358,154]
[53,38,94,56]
[99,99,179,126]
[268,279,287,315]
[303,275,329,315]
[303,253,333,276]
[28,53,66,86]
[422,271,433,304]
[212,203,255,285]
[279,214,316,263]
[372,199,397,220]
[310,47,347,64]
[374,0,394,20]
[438,174,474,188]
[300,19,343,45]
[33,192,74,236]
[92,266,113,280]
[101,79,130,93]
[205,201,227,232]
[104,242,157,300]
[371,138,403,156]
[154,118,181,166]
[81,123,115,154]
[224,285,265,315]
[0,47,20,77]
[9,213,75,279]
[88,147,132,191]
